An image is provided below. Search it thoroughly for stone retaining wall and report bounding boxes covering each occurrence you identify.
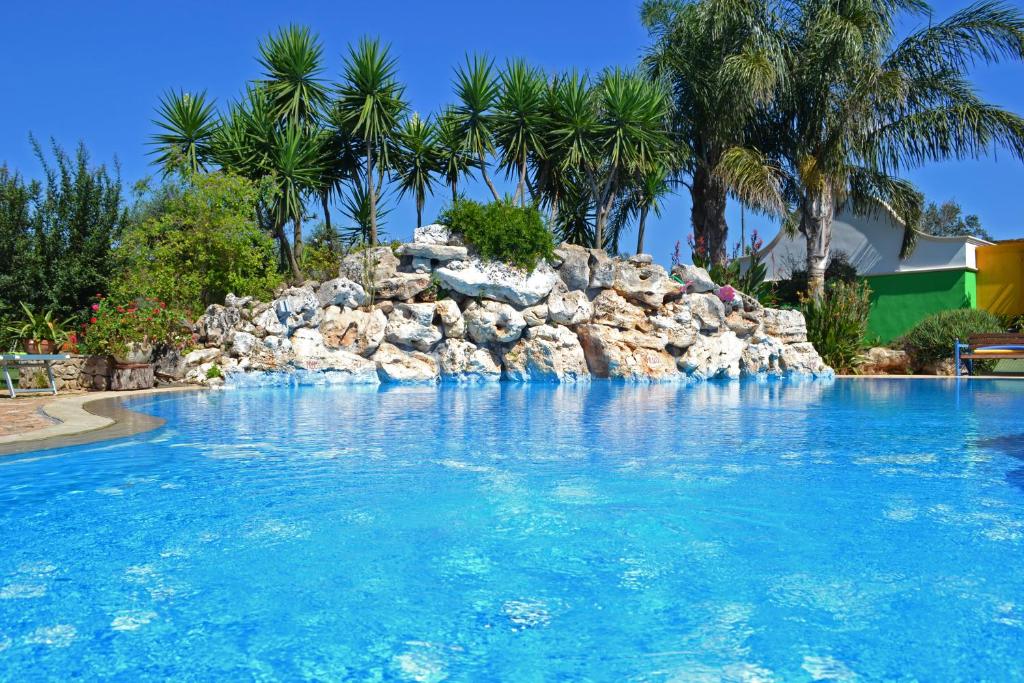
[17,355,112,392]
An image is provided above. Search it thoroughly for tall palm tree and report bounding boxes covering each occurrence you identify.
[435,106,477,203]
[334,37,408,246]
[150,90,219,176]
[394,113,441,228]
[453,55,502,201]
[641,0,787,265]
[775,0,1024,298]
[630,164,672,254]
[493,59,549,206]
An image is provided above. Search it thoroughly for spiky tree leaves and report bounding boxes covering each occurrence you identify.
[257,25,330,128]
[150,90,218,176]
[435,106,477,202]
[493,60,549,205]
[453,55,502,201]
[334,37,408,245]
[394,113,441,228]
[779,0,1024,298]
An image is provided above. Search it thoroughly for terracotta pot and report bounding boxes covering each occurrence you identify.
[23,339,55,354]
[113,342,154,365]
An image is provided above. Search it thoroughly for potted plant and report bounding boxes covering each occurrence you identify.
[4,303,68,354]
[80,296,190,364]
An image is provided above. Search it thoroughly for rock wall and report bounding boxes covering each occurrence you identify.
[184,225,832,386]
[16,355,112,392]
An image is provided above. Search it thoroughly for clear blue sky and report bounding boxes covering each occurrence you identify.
[3,0,1024,266]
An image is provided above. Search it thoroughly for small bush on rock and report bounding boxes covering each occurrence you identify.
[800,280,872,373]
[439,199,554,271]
[902,308,1003,372]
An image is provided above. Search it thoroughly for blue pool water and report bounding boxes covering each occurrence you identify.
[2,379,1024,680]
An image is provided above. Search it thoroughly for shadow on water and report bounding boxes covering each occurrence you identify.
[977,432,1024,492]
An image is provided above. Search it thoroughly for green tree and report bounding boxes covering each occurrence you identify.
[921,199,993,241]
[453,55,502,201]
[149,90,219,176]
[776,1,1024,298]
[493,59,550,205]
[113,172,281,316]
[334,37,408,246]
[394,113,441,228]
[435,106,477,202]
[641,0,787,265]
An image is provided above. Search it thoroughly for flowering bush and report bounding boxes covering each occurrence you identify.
[79,295,191,358]
[673,231,773,304]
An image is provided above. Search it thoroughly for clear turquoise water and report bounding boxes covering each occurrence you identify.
[1,379,1024,681]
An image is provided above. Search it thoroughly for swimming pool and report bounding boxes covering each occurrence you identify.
[1,379,1023,680]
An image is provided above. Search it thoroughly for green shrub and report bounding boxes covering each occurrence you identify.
[112,172,281,317]
[206,364,223,380]
[902,308,1003,371]
[439,199,554,271]
[800,280,872,373]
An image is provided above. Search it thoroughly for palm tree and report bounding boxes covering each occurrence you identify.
[339,180,393,246]
[641,0,787,265]
[435,106,477,203]
[493,59,549,205]
[150,90,219,176]
[334,37,408,246]
[775,0,1024,298]
[630,164,672,254]
[549,69,671,251]
[394,113,441,228]
[453,55,502,201]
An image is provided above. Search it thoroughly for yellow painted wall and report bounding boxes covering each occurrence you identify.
[977,240,1024,316]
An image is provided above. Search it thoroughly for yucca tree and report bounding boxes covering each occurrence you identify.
[257,25,330,128]
[150,90,219,175]
[774,0,1024,298]
[629,163,672,254]
[334,37,408,246]
[642,0,787,265]
[394,113,441,228]
[494,59,550,205]
[453,55,502,201]
[339,180,393,246]
[435,106,477,203]
[550,69,671,251]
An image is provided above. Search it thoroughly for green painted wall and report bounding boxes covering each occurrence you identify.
[864,269,976,343]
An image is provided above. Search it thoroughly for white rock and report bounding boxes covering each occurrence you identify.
[184,347,221,368]
[780,341,832,376]
[588,250,615,289]
[741,336,785,376]
[224,293,252,308]
[576,324,680,381]
[553,242,591,291]
[463,300,527,344]
[385,303,443,351]
[436,339,502,381]
[288,328,379,380]
[501,324,590,382]
[252,307,287,337]
[397,243,468,261]
[273,287,320,333]
[413,224,453,245]
[339,247,399,283]
[678,331,746,379]
[371,342,440,382]
[435,299,465,339]
[670,264,716,293]
[435,257,558,307]
[688,293,727,333]
[320,306,387,357]
[229,331,258,358]
[591,290,646,330]
[317,277,369,308]
[612,261,677,308]
[521,303,549,327]
[762,308,808,343]
[374,273,432,301]
[649,306,699,351]
[547,289,593,326]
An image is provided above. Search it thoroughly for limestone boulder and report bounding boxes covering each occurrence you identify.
[762,308,808,343]
[414,223,455,245]
[725,311,761,338]
[740,336,785,376]
[371,342,440,383]
[272,286,320,333]
[591,290,647,330]
[229,331,259,358]
[375,272,432,301]
[649,304,699,351]
[464,300,526,345]
[547,289,593,326]
[319,306,387,357]
[396,242,468,262]
[612,260,678,308]
[199,304,240,345]
[521,303,549,327]
[317,277,369,309]
[385,303,443,352]
[436,339,502,381]
[288,328,379,380]
[780,342,832,376]
[339,246,399,283]
[670,264,716,293]
[688,293,727,333]
[224,293,253,308]
[553,242,591,291]
[576,324,680,381]
[860,346,910,375]
[435,257,558,307]
[252,307,286,337]
[678,331,746,379]
[588,249,615,289]
[435,299,466,339]
[183,347,221,371]
[501,324,590,382]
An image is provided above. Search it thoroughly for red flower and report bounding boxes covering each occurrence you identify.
[90,317,98,324]
[159,301,167,308]
[117,306,125,313]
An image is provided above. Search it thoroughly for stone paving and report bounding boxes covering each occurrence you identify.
[0,396,63,436]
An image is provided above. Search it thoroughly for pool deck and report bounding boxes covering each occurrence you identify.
[0,387,202,456]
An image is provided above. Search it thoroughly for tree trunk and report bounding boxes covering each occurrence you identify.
[516,155,528,206]
[366,140,378,246]
[478,150,501,202]
[277,222,302,282]
[800,187,834,300]
[416,197,423,230]
[636,205,649,255]
[321,192,332,234]
[690,163,729,266]
[293,211,303,261]
[451,182,457,204]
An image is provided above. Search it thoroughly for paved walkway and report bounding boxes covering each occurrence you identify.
[0,394,66,436]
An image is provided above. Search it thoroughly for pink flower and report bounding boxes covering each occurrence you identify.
[91,303,99,311]
[717,285,736,303]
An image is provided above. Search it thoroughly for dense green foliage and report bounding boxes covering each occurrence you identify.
[80,296,191,358]
[800,280,873,373]
[111,173,281,317]
[0,141,126,325]
[922,199,992,241]
[439,199,554,271]
[902,308,1004,370]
